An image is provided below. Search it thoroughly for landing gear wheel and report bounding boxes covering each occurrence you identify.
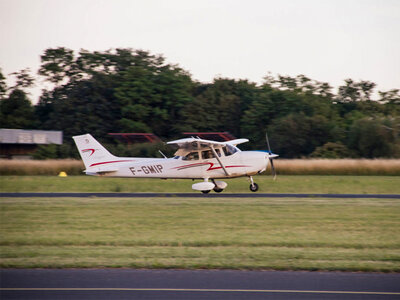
[249,183,259,192]
[213,188,223,193]
[202,190,211,194]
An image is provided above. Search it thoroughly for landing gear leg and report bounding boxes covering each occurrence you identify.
[211,179,223,193]
[249,176,259,192]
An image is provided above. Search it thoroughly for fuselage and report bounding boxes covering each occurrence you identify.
[88,150,269,179]
[73,133,277,193]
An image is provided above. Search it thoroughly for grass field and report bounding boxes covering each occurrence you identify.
[1,159,400,175]
[1,197,399,271]
[1,175,399,194]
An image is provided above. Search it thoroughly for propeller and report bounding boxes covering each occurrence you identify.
[265,132,277,180]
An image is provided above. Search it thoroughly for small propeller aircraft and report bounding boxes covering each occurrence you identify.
[73,133,278,193]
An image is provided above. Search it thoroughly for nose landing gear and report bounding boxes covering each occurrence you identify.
[249,176,259,192]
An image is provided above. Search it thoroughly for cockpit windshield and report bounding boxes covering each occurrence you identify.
[223,144,238,156]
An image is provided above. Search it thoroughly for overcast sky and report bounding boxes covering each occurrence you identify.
[0,0,399,103]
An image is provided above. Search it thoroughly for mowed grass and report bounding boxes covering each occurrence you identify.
[0,175,399,194]
[1,197,399,271]
[1,159,400,176]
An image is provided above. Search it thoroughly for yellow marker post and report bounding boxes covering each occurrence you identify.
[58,171,67,177]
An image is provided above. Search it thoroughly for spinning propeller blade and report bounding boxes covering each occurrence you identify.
[266,132,277,180]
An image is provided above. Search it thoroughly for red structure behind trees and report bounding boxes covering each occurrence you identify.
[108,132,236,144]
[182,132,236,142]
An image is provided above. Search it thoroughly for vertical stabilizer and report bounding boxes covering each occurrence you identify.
[73,134,117,170]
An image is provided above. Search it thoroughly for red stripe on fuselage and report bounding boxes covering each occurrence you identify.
[89,160,134,167]
[172,162,249,171]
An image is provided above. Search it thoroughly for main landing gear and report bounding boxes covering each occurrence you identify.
[196,178,259,193]
[211,179,225,193]
[201,186,224,193]
[194,179,227,193]
[249,176,259,192]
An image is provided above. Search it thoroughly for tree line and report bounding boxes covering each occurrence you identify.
[1,47,399,158]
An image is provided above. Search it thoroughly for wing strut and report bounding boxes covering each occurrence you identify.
[210,145,229,176]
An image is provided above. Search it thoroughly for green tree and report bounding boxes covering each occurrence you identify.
[348,118,399,158]
[32,144,58,159]
[114,63,194,137]
[179,78,257,137]
[358,80,376,102]
[0,68,7,100]
[310,142,353,158]
[38,47,76,84]
[379,89,400,105]
[338,79,360,102]
[263,73,334,98]
[379,89,400,116]
[0,89,35,128]
[10,68,35,89]
[32,48,399,159]
[337,79,376,103]
[268,113,332,157]
[36,73,120,140]
[37,48,194,143]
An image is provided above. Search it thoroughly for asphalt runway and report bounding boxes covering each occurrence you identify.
[1,192,400,198]
[1,194,399,299]
[1,269,399,300]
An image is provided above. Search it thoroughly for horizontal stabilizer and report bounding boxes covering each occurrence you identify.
[84,167,119,175]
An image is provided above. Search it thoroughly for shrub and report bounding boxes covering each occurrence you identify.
[310,142,354,158]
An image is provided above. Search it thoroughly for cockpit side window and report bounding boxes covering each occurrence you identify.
[182,151,199,161]
[201,150,213,159]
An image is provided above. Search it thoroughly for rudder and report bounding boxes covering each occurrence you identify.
[72,134,117,170]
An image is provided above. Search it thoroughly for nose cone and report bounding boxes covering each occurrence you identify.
[264,150,279,158]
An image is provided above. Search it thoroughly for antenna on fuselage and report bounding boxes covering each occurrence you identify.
[158,150,167,159]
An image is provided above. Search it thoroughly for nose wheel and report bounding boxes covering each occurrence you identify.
[249,176,259,192]
[249,183,259,192]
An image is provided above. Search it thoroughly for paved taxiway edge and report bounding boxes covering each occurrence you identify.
[1,192,399,198]
[1,269,400,300]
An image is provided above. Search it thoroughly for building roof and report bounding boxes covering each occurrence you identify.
[0,129,63,145]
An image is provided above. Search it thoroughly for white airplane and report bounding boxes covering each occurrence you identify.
[73,134,278,193]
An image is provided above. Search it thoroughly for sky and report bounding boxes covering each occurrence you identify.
[0,0,399,103]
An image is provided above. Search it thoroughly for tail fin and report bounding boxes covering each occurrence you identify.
[73,134,117,170]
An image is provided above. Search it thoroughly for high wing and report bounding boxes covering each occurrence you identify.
[167,137,249,177]
[226,138,249,146]
[166,137,249,150]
